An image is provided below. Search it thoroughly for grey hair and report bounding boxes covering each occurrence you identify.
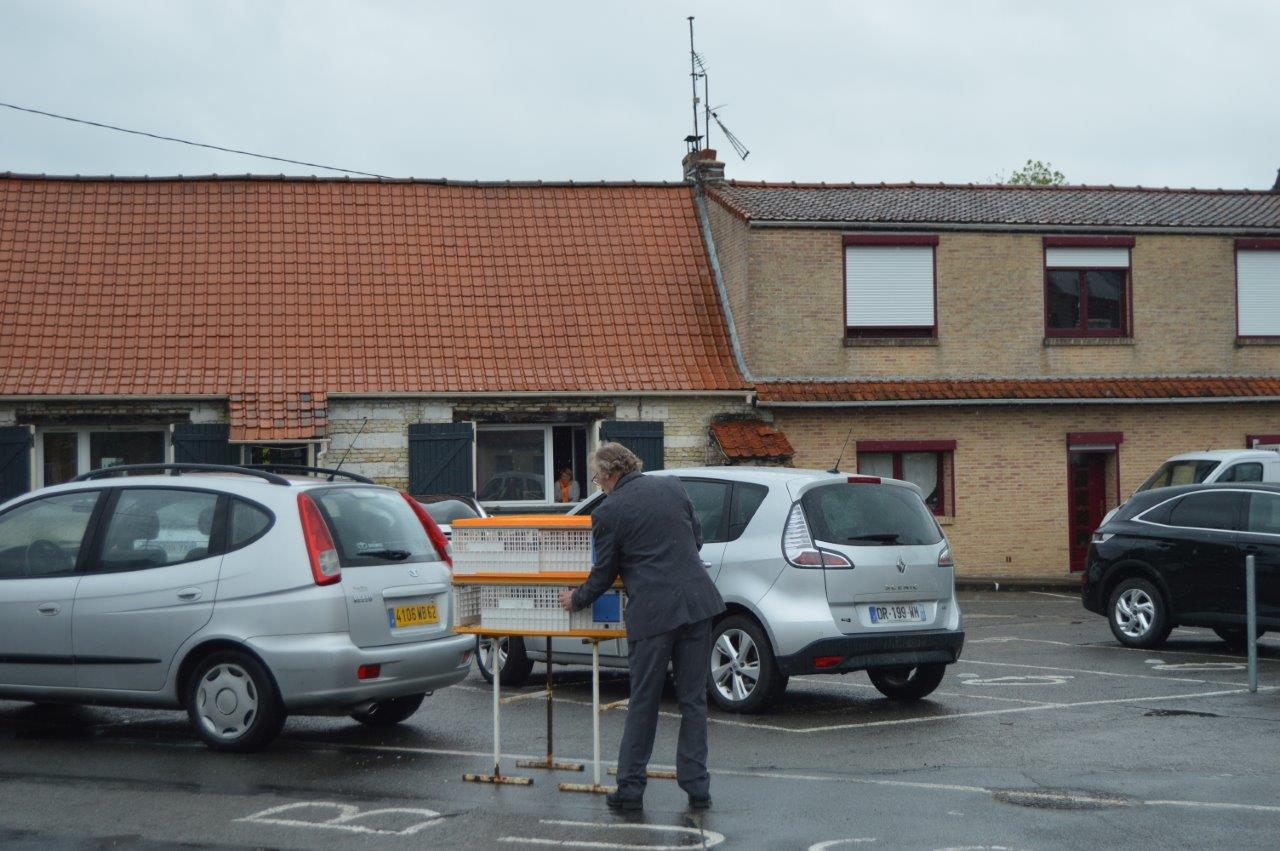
[592,442,643,478]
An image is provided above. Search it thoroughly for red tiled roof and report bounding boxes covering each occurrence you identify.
[710,420,794,460]
[756,377,1280,405]
[0,175,747,439]
[707,181,1280,231]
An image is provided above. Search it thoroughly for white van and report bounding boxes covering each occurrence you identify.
[1135,448,1280,493]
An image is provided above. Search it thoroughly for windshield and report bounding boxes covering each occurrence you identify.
[419,498,480,525]
[310,487,441,566]
[1137,460,1221,493]
[801,483,942,547]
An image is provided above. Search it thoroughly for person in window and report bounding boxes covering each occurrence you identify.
[558,443,725,812]
[555,466,580,503]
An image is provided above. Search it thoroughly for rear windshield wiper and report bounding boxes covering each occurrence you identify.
[359,548,413,560]
[847,533,901,543]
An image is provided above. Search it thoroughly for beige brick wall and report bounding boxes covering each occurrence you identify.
[775,402,1280,578]
[705,208,1280,379]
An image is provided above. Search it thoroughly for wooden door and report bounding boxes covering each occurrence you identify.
[1068,452,1107,572]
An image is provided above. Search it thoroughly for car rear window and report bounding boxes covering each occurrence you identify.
[310,487,441,566]
[801,483,942,547]
[1137,460,1220,492]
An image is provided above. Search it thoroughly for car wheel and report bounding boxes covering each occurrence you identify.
[706,615,786,714]
[867,663,946,701]
[351,693,426,727]
[186,650,285,752]
[1212,626,1265,649]
[475,635,534,686]
[1108,577,1172,648]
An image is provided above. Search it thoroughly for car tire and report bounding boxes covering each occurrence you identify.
[186,650,286,752]
[475,635,534,686]
[706,615,786,714]
[1212,626,1265,649]
[351,693,426,727]
[867,663,946,701]
[1107,576,1172,648]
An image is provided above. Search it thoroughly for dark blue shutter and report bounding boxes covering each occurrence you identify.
[409,423,475,496]
[600,421,665,471]
[173,424,239,465]
[0,426,33,503]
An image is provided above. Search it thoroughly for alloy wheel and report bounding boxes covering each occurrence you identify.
[478,637,508,675]
[711,628,761,702]
[1114,587,1156,638]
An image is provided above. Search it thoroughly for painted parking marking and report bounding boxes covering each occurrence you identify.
[1145,659,1245,672]
[236,801,444,836]
[956,673,1073,686]
[499,819,725,849]
[807,839,876,850]
[793,675,1061,706]
[955,658,1245,687]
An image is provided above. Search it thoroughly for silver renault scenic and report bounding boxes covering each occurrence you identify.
[0,464,472,750]
[477,467,965,712]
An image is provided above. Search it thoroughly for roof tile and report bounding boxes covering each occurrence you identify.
[755,378,1280,405]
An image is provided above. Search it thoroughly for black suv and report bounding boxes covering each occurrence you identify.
[1082,483,1279,648]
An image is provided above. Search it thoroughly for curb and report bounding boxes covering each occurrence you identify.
[955,577,1080,593]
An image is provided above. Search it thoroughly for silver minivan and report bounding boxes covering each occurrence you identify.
[0,464,473,751]
[477,467,964,712]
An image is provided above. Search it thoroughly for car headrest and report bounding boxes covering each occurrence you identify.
[197,505,215,536]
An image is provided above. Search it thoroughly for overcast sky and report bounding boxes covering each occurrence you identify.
[1,0,1277,189]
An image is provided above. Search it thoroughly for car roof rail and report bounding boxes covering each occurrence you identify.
[70,463,292,486]
[243,464,376,484]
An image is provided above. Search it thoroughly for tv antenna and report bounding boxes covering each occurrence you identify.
[686,17,749,160]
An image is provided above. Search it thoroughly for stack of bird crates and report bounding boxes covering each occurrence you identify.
[451,515,625,634]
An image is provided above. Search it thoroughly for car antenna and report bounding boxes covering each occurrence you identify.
[828,426,855,474]
[330,417,368,481]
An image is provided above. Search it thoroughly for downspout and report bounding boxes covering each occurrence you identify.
[691,184,754,384]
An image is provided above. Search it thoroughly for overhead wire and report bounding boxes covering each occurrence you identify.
[0,100,390,178]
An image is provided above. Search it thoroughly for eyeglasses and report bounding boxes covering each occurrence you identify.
[590,472,600,485]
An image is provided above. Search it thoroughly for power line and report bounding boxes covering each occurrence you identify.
[0,100,390,178]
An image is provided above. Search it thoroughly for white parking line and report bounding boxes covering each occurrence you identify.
[792,676,1061,706]
[1027,591,1078,600]
[955,658,1246,687]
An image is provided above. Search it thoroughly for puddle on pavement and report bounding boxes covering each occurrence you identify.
[1143,708,1219,718]
[992,787,1135,811]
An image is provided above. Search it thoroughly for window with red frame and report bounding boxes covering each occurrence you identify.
[856,440,955,516]
[1043,239,1132,338]
[1246,434,1280,448]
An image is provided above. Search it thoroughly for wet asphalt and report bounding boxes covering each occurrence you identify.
[2,591,1279,850]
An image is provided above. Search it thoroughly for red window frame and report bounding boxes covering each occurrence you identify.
[1043,236,1134,339]
[1246,434,1280,448]
[843,234,939,340]
[855,439,956,516]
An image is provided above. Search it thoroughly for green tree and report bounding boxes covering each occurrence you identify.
[998,159,1067,185]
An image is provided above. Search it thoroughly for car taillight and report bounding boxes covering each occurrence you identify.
[782,503,853,568]
[401,492,452,567]
[938,544,954,568]
[847,475,881,484]
[298,492,341,586]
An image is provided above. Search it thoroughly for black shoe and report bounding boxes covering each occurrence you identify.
[688,795,712,810]
[606,790,643,811]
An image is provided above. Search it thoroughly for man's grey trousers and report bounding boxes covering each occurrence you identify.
[615,617,715,800]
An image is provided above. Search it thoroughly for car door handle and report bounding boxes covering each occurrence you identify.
[176,588,203,602]
[701,561,713,570]
[1242,545,1262,554]
[37,602,61,616]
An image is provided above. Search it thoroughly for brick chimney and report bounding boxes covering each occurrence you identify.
[1273,168,1280,192]
[682,148,725,183]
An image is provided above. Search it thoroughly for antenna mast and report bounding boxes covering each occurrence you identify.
[687,16,701,150]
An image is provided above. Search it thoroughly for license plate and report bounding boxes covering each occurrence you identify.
[869,603,926,624]
[389,602,439,628]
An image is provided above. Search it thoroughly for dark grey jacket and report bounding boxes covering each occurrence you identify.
[570,472,726,642]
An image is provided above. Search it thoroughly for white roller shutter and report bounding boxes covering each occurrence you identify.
[1238,250,1280,336]
[845,245,935,328]
[1045,247,1130,268]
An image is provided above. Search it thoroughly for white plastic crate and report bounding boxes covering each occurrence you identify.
[539,528,593,573]
[451,526,541,574]
[472,584,626,633]
[453,584,482,629]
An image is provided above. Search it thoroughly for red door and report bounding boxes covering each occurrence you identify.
[1068,452,1107,572]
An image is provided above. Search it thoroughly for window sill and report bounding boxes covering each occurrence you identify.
[1236,337,1280,347]
[1043,336,1135,347]
[936,515,955,526]
[844,337,939,348]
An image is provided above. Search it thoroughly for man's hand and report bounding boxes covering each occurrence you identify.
[558,588,576,612]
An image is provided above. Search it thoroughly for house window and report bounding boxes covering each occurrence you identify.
[475,425,588,505]
[1044,238,1132,338]
[843,234,938,339]
[239,443,317,467]
[35,427,169,487]
[1236,242,1280,338]
[856,440,956,516]
[1246,434,1280,448]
